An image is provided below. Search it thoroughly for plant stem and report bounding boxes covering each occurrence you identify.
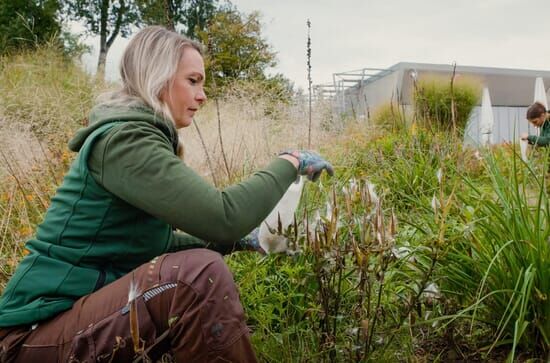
[307,19,312,148]
[192,118,219,187]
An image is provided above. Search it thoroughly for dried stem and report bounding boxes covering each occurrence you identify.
[450,62,457,136]
[215,98,231,180]
[307,19,312,148]
[192,118,220,187]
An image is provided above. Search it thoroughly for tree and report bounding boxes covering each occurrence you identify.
[136,0,217,37]
[0,0,61,54]
[62,0,139,75]
[181,0,217,39]
[197,7,280,97]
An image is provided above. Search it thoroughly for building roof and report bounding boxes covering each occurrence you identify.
[325,62,550,107]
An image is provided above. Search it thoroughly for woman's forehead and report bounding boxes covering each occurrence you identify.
[178,49,204,74]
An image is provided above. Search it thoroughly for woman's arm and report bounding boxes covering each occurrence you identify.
[527,134,550,146]
[88,122,298,245]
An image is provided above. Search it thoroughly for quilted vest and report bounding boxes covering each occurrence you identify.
[0,122,172,327]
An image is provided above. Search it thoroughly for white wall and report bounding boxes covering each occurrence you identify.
[464,106,537,145]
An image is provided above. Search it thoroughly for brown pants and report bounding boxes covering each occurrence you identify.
[0,249,258,363]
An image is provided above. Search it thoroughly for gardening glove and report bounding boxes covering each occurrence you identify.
[279,150,334,182]
[236,227,266,254]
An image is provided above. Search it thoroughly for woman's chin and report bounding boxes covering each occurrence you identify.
[175,117,193,129]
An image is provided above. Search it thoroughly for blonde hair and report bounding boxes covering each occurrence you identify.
[96,26,203,127]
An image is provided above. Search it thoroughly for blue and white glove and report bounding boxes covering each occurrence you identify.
[279,150,334,182]
[236,227,265,254]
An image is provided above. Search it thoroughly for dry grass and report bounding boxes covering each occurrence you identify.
[181,83,338,184]
[0,47,346,290]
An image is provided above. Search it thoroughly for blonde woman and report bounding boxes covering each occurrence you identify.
[0,26,333,362]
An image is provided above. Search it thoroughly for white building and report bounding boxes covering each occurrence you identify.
[317,62,550,144]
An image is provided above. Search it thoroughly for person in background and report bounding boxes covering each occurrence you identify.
[0,26,333,362]
[521,101,550,146]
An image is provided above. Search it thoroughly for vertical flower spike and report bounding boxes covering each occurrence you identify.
[436,168,442,184]
[366,181,378,205]
[431,194,440,214]
[390,209,398,237]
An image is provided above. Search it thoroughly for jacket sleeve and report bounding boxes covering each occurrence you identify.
[168,231,239,255]
[527,134,550,146]
[88,122,298,245]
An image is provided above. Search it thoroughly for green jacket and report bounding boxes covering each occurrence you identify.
[527,119,550,146]
[0,105,297,327]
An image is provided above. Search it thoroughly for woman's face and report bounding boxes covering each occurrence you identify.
[161,48,207,129]
[529,113,547,128]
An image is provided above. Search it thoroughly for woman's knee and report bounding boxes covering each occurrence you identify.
[156,249,249,357]
[159,248,236,292]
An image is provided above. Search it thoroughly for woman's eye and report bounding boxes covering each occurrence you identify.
[189,78,197,84]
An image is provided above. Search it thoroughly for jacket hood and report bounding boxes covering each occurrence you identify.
[68,105,179,153]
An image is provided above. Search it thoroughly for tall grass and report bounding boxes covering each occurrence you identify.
[180,80,335,184]
[2,46,548,362]
[0,46,98,289]
[443,148,550,360]
[414,75,481,134]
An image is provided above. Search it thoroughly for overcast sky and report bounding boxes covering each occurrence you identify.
[81,0,550,90]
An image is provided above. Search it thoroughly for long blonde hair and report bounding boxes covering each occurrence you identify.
[96,26,203,127]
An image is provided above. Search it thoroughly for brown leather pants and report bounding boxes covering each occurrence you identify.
[0,249,257,363]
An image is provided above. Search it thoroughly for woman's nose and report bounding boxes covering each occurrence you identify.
[197,89,207,104]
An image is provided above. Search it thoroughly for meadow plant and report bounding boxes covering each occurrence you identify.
[443,148,550,360]
[180,81,335,185]
[0,46,98,289]
[371,102,407,133]
[414,75,481,134]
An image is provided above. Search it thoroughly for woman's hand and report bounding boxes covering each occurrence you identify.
[520,132,529,141]
[279,150,334,182]
[236,228,266,254]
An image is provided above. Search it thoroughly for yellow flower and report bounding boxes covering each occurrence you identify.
[410,122,418,136]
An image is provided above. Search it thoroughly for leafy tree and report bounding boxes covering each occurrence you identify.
[62,0,139,75]
[0,0,61,54]
[136,0,217,37]
[197,7,282,97]
[182,0,217,38]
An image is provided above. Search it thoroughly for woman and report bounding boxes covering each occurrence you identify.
[0,26,333,362]
[521,101,550,146]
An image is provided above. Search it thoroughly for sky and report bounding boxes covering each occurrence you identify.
[81,0,550,91]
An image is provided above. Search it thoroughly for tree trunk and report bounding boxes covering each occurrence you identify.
[164,0,175,31]
[97,46,108,78]
[97,0,109,79]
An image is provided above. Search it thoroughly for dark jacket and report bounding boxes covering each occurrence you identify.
[0,105,297,327]
[527,119,550,146]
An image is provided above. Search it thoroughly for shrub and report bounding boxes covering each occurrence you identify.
[414,75,481,134]
[371,102,408,133]
[443,150,550,359]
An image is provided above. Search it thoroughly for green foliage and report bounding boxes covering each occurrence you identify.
[443,150,550,358]
[62,0,138,38]
[414,76,481,133]
[0,0,61,54]
[2,46,548,361]
[197,7,290,99]
[61,0,139,72]
[226,253,320,362]
[136,0,218,37]
[371,102,407,133]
